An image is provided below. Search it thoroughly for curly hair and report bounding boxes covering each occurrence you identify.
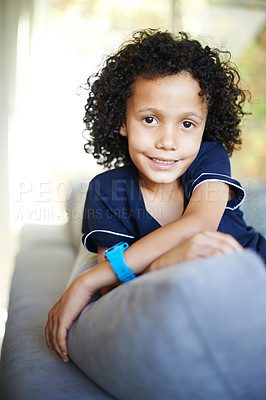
[83,29,249,168]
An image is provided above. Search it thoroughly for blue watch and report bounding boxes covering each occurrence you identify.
[105,241,136,282]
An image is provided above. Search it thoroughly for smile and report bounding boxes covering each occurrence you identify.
[148,157,179,170]
[151,158,176,165]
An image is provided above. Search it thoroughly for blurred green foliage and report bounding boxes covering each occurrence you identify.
[232,28,266,180]
[47,0,265,179]
[48,0,171,31]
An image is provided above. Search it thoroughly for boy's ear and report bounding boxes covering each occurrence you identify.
[119,123,128,137]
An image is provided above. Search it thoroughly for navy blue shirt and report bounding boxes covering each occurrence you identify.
[82,141,266,262]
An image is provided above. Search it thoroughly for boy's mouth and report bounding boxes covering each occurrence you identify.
[148,156,179,170]
[151,158,176,165]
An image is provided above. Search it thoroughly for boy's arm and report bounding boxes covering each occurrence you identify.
[98,180,228,287]
[123,180,230,272]
[45,181,232,361]
[144,230,242,273]
[45,257,119,362]
[98,247,122,295]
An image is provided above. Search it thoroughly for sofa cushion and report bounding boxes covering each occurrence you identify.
[0,243,114,400]
[67,250,266,400]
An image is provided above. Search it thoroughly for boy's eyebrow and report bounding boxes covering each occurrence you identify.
[136,108,204,121]
[184,112,204,121]
[136,107,159,115]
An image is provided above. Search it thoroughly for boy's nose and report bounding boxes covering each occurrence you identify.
[155,126,178,151]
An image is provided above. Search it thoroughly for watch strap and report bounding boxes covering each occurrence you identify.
[105,242,136,282]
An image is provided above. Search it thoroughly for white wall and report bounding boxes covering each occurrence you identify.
[0,0,37,317]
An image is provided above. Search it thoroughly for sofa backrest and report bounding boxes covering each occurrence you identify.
[240,182,266,238]
[64,166,103,251]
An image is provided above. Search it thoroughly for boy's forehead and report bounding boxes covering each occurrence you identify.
[127,73,207,116]
[132,71,196,88]
[130,73,201,98]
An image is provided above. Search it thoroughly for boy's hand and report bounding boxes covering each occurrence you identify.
[45,274,94,363]
[144,231,243,273]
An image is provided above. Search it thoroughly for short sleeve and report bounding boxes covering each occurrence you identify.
[81,171,136,253]
[182,142,245,210]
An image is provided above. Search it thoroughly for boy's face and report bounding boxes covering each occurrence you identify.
[120,72,208,191]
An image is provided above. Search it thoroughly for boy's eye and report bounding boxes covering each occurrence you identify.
[143,116,156,125]
[182,121,195,129]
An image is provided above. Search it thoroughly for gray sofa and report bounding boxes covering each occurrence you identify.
[0,175,114,400]
[1,177,266,400]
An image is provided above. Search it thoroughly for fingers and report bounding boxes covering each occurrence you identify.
[57,326,69,361]
[145,231,243,272]
[44,276,93,363]
[182,231,242,263]
[45,307,69,363]
[197,231,243,255]
[53,325,69,363]
[44,318,53,350]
